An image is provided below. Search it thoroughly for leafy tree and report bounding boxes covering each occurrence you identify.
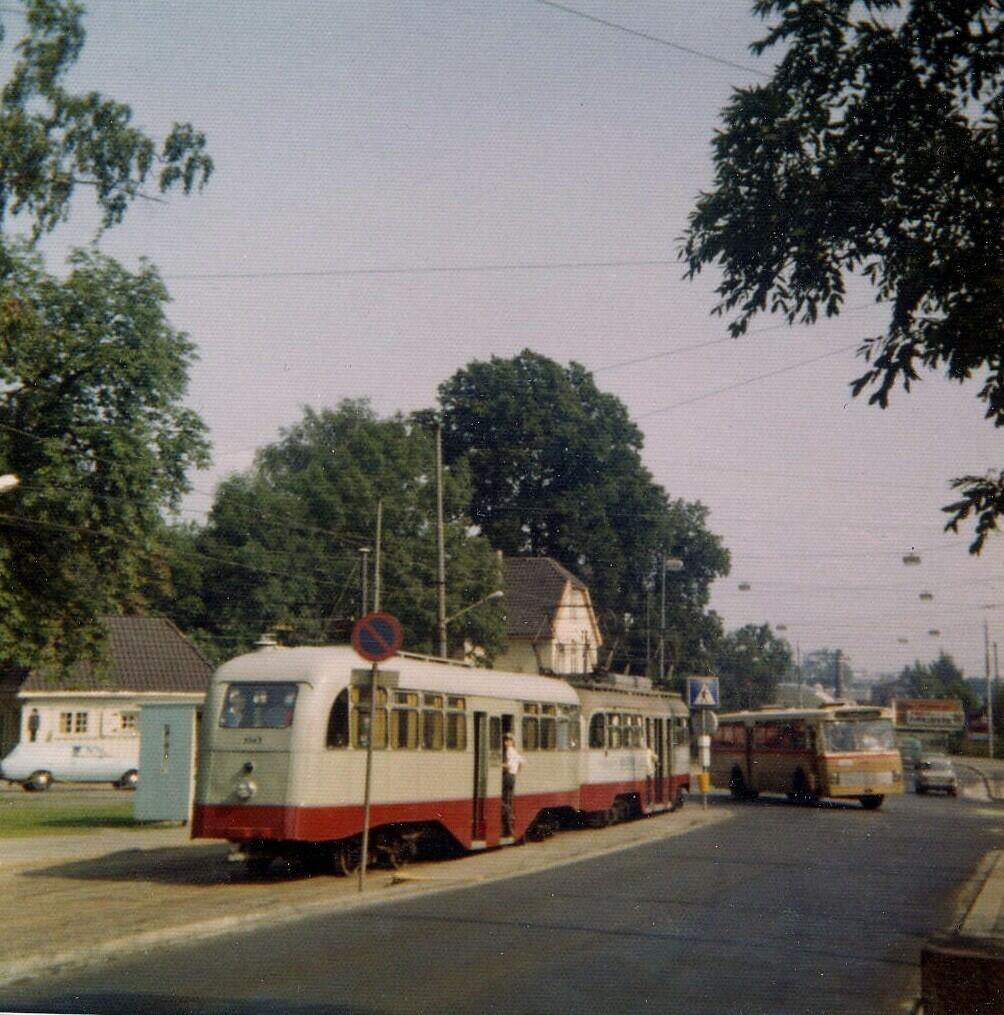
[800,647,853,690]
[0,250,209,667]
[0,1,213,667]
[433,349,730,679]
[158,402,506,662]
[715,623,792,710]
[898,651,978,714]
[680,0,1004,552]
[0,0,212,269]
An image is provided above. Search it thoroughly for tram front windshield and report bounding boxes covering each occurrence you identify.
[219,682,298,729]
[822,719,896,753]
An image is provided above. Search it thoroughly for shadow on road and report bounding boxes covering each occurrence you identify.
[19,844,255,887]
[8,994,379,1015]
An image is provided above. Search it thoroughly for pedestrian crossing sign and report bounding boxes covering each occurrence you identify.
[687,677,720,709]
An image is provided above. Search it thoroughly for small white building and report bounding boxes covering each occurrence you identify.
[0,616,211,769]
[495,557,602,675]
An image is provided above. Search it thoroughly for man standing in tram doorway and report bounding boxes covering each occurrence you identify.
[502,732,524,838]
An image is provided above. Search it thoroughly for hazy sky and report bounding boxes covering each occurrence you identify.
[21,0,1004,682]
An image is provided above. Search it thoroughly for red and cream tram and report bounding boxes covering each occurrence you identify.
[192,645,690,873]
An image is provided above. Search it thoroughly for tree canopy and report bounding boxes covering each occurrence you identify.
[680,0,1004,551]
[0,1,213,667]
[897,651,978,714]
[155,403,506,664]
[434,349,730,680]
[715,623,792,710]
[0,250,209,666]
[0,0,212,267]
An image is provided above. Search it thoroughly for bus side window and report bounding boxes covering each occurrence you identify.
[326,689,349,748]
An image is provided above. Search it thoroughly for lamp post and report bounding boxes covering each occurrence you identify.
[439,590,504,658]
[659,557,684,681]
[981,605,1000,759]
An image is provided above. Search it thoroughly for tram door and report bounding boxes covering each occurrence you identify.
[472,712,488,842]
[654,717,667,803]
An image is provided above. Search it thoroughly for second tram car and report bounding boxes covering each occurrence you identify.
[192,645,690,873]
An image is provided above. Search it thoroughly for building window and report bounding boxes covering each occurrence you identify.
[59,712,73,735]
[119,711,137,733]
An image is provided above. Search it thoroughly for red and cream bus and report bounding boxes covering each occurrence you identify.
[710,703,904,809]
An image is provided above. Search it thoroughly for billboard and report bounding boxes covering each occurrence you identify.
[892,698,965,732]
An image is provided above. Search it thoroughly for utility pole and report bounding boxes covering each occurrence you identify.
[834,648,844,700]
[796,642,803,707]
[359,547,371,616]
[435,424,447,658]
[373,500,383,612]
[659,554,666,682]
[986,618,993,759]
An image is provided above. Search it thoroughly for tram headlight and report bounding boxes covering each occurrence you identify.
[235,779,257,801]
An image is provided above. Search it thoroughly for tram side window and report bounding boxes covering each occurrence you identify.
[392,691,419,749]
[673,716,690,746]
[489,716,502,761]
[540,715,557,750]
[567,707,581,749]
[422,693,444,750]
[607,713,622,750]
[629,716,643,748]
[351,686,388,749]
[446,697,467,750]
[589,712,606,749]
[522,702,539,751]
[326,689,350,748]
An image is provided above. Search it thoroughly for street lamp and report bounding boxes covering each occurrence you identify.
[438,590,504,657]
[903,553,921,566]
[659,557,684,681]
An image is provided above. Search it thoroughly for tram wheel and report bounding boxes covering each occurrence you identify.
[610,798,631,825]
[859,795,884,810]
[378,834,409,870]
[670,787,686,812]
[333,839,361,877]
[244,856,273,877]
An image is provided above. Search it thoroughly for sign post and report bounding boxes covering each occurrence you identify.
[351,612,403,893]
[687,677,720,809]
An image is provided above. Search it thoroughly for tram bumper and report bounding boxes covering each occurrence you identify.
[192,749,294,842]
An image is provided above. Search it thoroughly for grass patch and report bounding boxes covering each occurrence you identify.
[0,802,140,837]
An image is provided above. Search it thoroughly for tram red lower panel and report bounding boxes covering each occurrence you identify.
[193,788,579,850]
[194,774,691,850]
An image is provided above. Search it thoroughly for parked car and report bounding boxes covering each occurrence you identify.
[914,754,958,796]
[0,741,139,791]
[898,735,923,769]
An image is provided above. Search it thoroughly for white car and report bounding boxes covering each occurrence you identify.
[0,741,139,791]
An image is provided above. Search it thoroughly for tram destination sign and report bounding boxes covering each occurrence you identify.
[351,612,403,663]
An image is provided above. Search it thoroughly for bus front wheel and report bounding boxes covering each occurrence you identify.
[859,795,884,810]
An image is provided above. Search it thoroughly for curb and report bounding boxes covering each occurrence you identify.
[0,808,729,989]
[920,851,1004,1014]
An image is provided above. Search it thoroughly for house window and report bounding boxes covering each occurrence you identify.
[59,711,89,735]
[119,711,138,733]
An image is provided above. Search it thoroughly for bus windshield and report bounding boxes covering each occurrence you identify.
[822,719,896,753]
[220,683,298,729]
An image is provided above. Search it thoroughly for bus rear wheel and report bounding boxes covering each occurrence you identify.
[729,769,749,800]
[859,795,884,810]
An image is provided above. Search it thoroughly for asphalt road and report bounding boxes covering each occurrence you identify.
[4,785,1001,1015]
